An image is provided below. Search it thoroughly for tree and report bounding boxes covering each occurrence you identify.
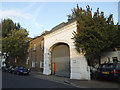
[1,18,29,66]
[0,22,2,52]
[1,18,21,38]
[68,5,119,65]
[2,29,29,56]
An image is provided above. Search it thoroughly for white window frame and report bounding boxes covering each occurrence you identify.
[28,49,29,52]
[26,57,29,64]
[33,44,36,51]
[32,61,35,68]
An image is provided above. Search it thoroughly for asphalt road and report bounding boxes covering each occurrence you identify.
[2,72,77,88]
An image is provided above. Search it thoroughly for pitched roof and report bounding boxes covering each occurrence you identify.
[29,31,48,42]
[45,18,76,35]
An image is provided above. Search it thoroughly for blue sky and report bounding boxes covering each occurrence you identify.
[1,2,119,38]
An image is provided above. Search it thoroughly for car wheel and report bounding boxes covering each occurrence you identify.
[118,77,120,83]
[14,72,16,74]
[17,72,19,75]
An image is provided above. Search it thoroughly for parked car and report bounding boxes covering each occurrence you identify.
[2,66,11,72]
[7,66,16,73]
[97,62,120,81]
[2,66,8,72]
[13,66,30,75]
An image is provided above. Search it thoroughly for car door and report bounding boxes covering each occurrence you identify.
[14,67,18,73]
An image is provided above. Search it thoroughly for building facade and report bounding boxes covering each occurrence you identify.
[101,48,120,64]
[43,19,90,80]
[26,34,44,72]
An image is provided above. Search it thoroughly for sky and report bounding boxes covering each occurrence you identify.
[0,1,119,38]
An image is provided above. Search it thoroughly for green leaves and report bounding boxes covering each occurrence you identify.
[70,5,119,60]
[1,18,21,38]
[1,18,29,61]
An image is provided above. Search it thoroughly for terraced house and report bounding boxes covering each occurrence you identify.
[26,32,47,72]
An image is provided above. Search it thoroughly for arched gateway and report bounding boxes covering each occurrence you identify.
[43,20,90,80]
[50,43,70,77]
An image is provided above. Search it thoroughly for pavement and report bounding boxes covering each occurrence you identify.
[30,71,120,89]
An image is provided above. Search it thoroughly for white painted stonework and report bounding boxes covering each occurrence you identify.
[0,56,6,68]
[43,21,90,80]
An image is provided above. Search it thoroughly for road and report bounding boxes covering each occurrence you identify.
[2,72,77,88]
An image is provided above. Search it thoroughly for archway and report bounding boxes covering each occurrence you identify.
[50,43,70,77]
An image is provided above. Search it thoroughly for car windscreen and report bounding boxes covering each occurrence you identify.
[101,64,115,69]
[18,67,24,69]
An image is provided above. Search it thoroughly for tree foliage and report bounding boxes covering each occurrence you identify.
[68,5,120,61]
[1,18,29,64]
[1,18,21,38]
[2,29,29,57]
[0,22,2,51]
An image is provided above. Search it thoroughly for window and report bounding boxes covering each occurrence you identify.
[26,57,29,64]
[33,44,36,51]
[32,61,35,68]
[41,41,44,50]
[40,61,44,68]
[28,49,29,52]
[106,64,114,69]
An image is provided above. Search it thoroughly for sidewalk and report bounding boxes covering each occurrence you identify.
[30,71,120,88]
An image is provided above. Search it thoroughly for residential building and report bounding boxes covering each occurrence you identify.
[100,47,120,64]
[26,32,47,72]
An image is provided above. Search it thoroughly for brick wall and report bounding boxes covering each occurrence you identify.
[27,35,44,72]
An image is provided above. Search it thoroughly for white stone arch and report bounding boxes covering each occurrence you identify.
[49,41,71,77]
[44,40,71,74]
[48,40,72,51]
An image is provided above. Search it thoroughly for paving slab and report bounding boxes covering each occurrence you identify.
[30,71,120,89]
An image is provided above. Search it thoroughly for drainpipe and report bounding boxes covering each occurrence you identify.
[35,50,36,69]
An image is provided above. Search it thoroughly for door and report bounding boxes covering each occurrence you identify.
[51,43,70,77]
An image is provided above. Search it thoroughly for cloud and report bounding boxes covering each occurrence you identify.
[0,9,45,38]
[0,9,34,20]
[34,22,39,27]
[23,2,37,11]
[34,22,44,27]
[40,25,44,27]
